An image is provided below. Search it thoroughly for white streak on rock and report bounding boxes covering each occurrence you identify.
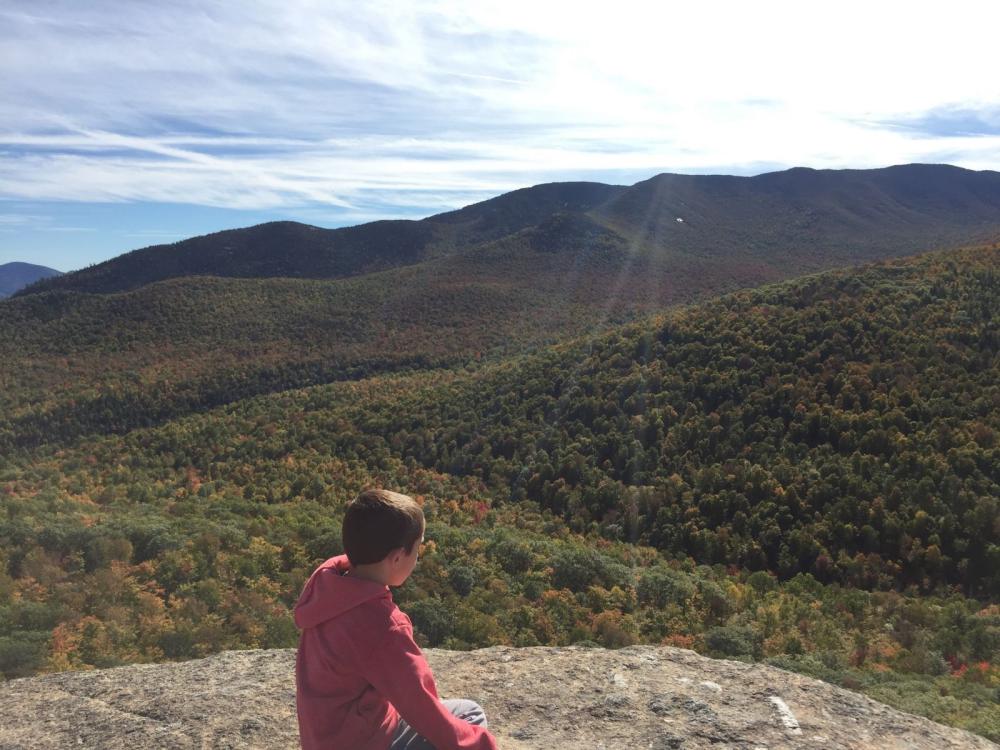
[767,696,803,735]
[698,680,722,693]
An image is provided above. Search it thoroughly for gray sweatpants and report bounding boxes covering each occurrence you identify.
[389,699,488,750]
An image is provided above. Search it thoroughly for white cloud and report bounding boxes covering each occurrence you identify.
[1,0,1000,216]
[0,213,49,226]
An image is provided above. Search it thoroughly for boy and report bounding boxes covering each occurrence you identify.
[295,489,498,750]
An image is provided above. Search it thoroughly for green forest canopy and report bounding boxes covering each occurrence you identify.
[0,243,997,739]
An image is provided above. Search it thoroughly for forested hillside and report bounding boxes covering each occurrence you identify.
[0,227,665,450]
[7,167,1000,451]
[343,244,1000,597]
[1,243,997,740]
[0,207,838,450]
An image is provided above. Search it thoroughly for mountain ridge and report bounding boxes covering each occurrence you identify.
[16,163,1000,297]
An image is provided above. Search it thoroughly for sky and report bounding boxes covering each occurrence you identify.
[3,1,1000,272]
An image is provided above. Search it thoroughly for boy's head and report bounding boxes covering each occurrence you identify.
[342,489,425,569]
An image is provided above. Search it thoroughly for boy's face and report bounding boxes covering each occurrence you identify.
[388,525,425,587]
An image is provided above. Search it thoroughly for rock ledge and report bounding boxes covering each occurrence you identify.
[0,646,995,749]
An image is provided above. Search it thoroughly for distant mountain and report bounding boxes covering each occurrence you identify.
[17,164,1000,297]
[0,262,62,297]
[15,182,623,297]
[428,180,624,241]
[594,164,1000,264]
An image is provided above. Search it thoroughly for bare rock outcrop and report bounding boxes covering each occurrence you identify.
[0,646,995,749]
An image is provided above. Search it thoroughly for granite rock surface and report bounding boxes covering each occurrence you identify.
[0,646,995,749]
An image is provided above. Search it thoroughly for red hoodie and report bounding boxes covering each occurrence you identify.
[294,555,498,750]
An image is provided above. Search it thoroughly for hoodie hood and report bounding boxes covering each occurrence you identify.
[294,554,391,630]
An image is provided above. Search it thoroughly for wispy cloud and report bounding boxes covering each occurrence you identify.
[875,105,1000,139]
[0,212,93,231]
[0,213,49,226]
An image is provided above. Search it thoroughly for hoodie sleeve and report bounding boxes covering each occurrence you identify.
[361,624,498,750]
